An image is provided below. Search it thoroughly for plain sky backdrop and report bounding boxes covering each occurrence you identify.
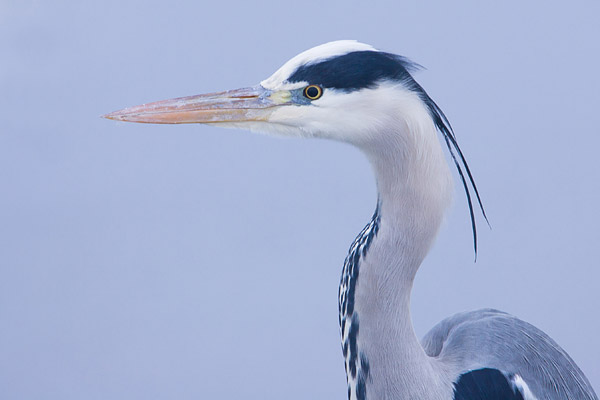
[1,1,599,399]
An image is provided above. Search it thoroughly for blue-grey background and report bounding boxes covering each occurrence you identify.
[1,1,598,398]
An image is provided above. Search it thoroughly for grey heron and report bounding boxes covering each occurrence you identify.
[104,41,598,400]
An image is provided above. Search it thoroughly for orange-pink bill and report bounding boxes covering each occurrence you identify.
[103,86,283,124]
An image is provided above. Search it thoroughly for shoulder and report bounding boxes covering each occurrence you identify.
[421,308,507,357]
[422,309,598,400]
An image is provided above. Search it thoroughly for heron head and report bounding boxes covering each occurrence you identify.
[103,40,431,146]
[104,40,487,254]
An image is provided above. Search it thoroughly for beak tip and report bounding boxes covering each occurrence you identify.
[102,112,116,120]
[102,110,128,122]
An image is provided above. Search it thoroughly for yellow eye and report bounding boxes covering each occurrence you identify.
[303,85,323,100]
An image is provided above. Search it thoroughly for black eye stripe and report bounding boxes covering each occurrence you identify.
[303,85,323,100]
[289,51,419,92]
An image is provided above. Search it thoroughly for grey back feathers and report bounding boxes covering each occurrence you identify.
[422,309,597,399]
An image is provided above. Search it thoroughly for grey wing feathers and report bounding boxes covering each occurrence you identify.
[422,309,598,400]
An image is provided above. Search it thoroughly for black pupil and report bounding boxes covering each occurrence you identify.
[306,86,320,98]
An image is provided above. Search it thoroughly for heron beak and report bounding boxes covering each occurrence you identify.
[103,86,290,124]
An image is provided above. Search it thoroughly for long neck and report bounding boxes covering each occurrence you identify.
[339,100,453,400]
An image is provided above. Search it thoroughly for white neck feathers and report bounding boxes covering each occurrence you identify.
[342,87,454,399]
